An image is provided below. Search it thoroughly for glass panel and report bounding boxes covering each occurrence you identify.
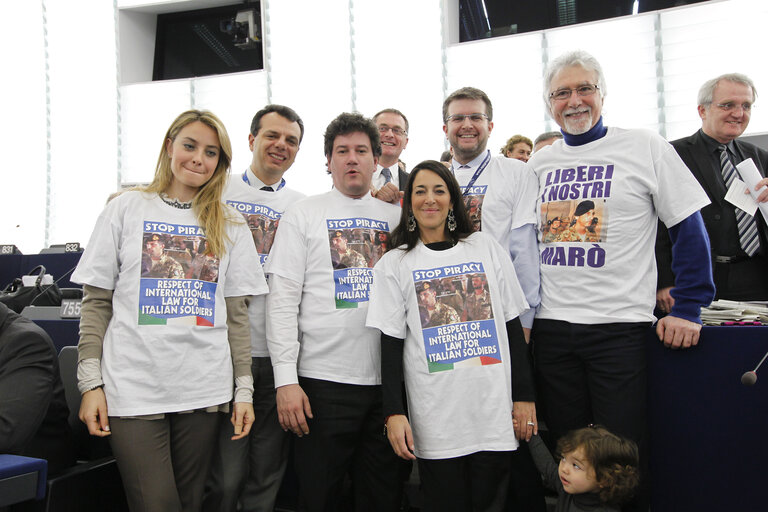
[0,2,47,253]
[120,80,191,185]
[353,0,445,167]
[446,32,548,156]
[193,71,268,176]
[266,0,352,195]
[47,0,119,249]
[660,0,768,140]
[546,14,659,132]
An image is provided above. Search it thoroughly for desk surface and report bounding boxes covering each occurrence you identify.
[0,253,82,290]
[648,326,767,511]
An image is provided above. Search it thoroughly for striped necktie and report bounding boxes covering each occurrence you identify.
[381,167,392,184]
[719,144,759,256]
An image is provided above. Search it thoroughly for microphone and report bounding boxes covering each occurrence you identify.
[741,371,757,386]
[741,351,768,386]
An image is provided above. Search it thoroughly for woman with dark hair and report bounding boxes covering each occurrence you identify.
[367,160,537,512]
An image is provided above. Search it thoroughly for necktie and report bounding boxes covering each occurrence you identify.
[381,167,392,184]
[260,186,274,192]
[719,144,759,256]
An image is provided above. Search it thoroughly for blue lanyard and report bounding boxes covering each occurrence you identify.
[451,150,491,196]
[242,170,285,191]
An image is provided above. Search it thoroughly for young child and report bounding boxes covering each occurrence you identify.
[525,425,639,512]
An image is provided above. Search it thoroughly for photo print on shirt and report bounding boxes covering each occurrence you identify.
[461,185,487,232]
[327,217,391,309]
[227,200,282,264]
[413,262,501,373]
[539,198,608,244]
[139,221,219,326]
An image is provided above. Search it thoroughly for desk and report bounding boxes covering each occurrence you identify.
[648,326,767,511]
[0,253,82,290]
[33,318,80,353]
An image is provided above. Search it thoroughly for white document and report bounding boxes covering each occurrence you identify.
[735,158,768,222]
[724,177,758,216]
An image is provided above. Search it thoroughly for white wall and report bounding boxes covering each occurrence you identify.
[2,0,767,254]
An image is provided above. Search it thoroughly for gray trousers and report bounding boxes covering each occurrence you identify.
[202,357,290,512]
[109,411,219,512]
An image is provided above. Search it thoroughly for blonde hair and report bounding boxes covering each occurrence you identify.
[500,134,533,155]
[141,110,234,258]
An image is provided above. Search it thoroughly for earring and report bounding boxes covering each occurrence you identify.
[447,209,457,232]
[407,212,416,232]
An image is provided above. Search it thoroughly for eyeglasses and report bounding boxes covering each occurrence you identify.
[549,84,600,102]
[715,102,753,113]
[378,125,407,136]
[445,113,489,124]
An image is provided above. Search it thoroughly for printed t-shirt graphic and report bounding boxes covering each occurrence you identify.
[327,217,391,308]
[461,186,487,232]
[226,200,282,265]
[139,221,219,326]
[538,163,613,268]
[539,198,608,243]
[413,262,501,373]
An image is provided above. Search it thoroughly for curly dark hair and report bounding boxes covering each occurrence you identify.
[323,112,382,158]
[557,425,640,506]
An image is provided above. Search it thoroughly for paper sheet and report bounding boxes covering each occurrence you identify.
[735,158,768,222]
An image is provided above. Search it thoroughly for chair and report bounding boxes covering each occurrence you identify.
[31,346,128,512]
[0,454,47,507]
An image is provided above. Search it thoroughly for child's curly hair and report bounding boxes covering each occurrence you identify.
[557,425,639,505]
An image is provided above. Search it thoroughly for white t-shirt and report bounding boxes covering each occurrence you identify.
[366,232,529,459]
[72,191,268,416]
[452,152,538,249]
[529,127,710,324]
[265,188,401,386]
[224,173,306,357]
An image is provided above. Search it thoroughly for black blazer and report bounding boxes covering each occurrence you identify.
[397,166,409,193]
[656,130,768,288]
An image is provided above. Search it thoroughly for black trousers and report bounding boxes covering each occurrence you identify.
[533,319,650,511]
[418,451,511,512]
[713,255,768,301]
[202,357,289,512]
[506,441,546,512]
[294,378,404,512]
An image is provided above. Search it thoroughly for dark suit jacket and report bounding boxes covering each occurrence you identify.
[397,166,409,192]
[0,303,74,474]
[656,130,768,298]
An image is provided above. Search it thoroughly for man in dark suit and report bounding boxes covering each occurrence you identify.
[657,73,768,306]
[0,302,75,474]
[371,108,409,204]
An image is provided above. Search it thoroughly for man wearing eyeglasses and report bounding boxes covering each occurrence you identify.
[372,108,410,204]
[656,73,768,304]
[442,87,540,339]
[442,86,544,512]
[529,50,715,511]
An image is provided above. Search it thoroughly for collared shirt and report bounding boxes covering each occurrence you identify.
[374,164,399,190]
[698,130,748,186]
[450,151,540,329]
[451,151,487,172]
[244,167,282,191]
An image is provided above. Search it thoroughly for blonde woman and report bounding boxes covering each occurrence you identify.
[73,110,267,511]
